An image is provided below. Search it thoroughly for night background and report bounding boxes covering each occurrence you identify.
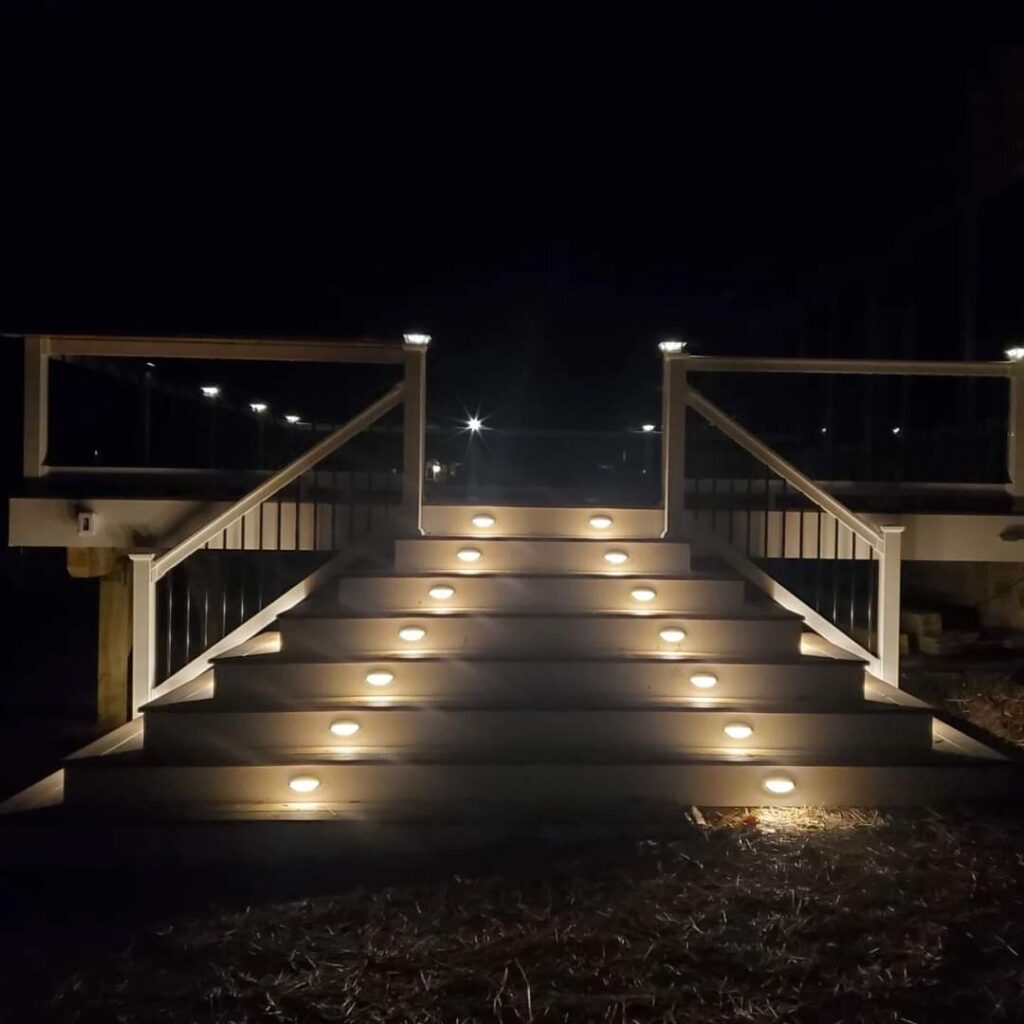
[2,17,1024,1020]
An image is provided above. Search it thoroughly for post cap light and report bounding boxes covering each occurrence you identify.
[641,424,656,433]
[689,673,718,689]
[330,720,361,737]
[249,402,268,414]
[285,413,301,424]
[403,333,432,347]
[589,515,613,529]
[472,513,496,528]
[658,339,686,354]
[762,774,796,795]
[659,627,686,643]
[456,547,482,563]
[288,775,321,793]
[200,385,220,398]
[724,722,753,740]
[365,669,394,687]
[1006,347,1024,362]
[428,584,455,600]
[398,625,426,642]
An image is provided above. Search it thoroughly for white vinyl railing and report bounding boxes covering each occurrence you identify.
[126,340,428,716]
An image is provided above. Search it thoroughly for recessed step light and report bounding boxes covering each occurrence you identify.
[365,669,394,687]
[630,586,657,602]
[659,628,686,643]
[689,673,718,689]
[457,547,482,563]
[604,550,628,565]
[723,722,753,740]
[472,513,496,528]
[329,720,361,737]
[428,585,456,600]
[288,775,320,794]
[762,775,796,795]
[589,515,613,529]
[398,626,426,642]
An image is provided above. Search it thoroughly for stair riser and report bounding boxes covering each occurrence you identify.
[213,659,867,706]
[280,616,802,658]
[422,505,664,539]
[64,762,1015,810]
[395,539,689,575]
[336,576,746,614]
[145,708,933,759]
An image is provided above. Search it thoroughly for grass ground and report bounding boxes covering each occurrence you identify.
[3,655,1023,1023]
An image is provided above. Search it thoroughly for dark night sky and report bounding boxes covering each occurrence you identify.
[2,16,1011,429]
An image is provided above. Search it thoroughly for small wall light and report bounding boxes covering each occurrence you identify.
[365,670,394,687]
[429,585,455,600]
[689,673,718,689]
[723,722,753,740]
[659,628,686,643]
[457,547,482,563]
[289,775,321,793]
[329,720,360,737]
[398,626,426,642]
[762,774,796,795]
[631,587,657,602]
[472,513,496,528]
[604,550,629,565]
[589,515,613,529]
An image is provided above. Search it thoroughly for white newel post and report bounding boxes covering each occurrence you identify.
[1007,366,1024,502]
[660,344,689,537]
[876,525,904,686]
[129,553,156,717]
[23,336,50,478]
[402,336,429,535]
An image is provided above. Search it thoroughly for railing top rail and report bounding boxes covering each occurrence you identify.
[151,382,406,580]
[26,333,407,364]
[687,386,884,552]
[669,355,1013,378]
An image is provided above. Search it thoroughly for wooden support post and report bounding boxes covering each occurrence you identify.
[1007,368,1024,503]
[877,525,904,686]
[23,336,50,478]
[661,351,688,537]
[402,341,428,535]
[128,553,156,717]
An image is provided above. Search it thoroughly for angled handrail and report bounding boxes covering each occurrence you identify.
[152,382,406,580]
[686,387,884,552]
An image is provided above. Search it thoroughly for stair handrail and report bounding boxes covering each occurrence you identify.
[152,381,406,580]
[686,387,883,553]
[130,379,413,715]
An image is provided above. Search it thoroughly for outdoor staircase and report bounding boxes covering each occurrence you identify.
[57,504,1014,822]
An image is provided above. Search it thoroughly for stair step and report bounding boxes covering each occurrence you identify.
[63,750,1016,812]
[143,702,934,759]
[278,611,802,658]
[422,504,664,539]
[335,573,746,613]
[211,654,868,705]
[395,537,689,574]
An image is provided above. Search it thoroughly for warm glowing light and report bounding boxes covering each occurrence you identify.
[249,402,268,414]
[589,515,613,529]
[365,670,394,687]
[763,774,796,795]
[659,628,686,643]
[330,720,361,737]
[289,775,321,793]
[641,424,656,433]
[429,584,455,600]
[285,414,301,424]
[658,339,685,354]
[1006,347,1024,362]
[604,550,629,565]
[457,547,482,563]
[472,513,496,528]
[399,626,426,642]
[403,333,432,346]
[631,587,657,602]
[200,385,220,398]
[689,673,718,689]
[724,722,753,740]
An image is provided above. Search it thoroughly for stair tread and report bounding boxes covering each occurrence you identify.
[69,746,1007,769]
[334,570,740,581]
[280,607,801,621]
[213,651,855,666]
[145,697,923,715]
